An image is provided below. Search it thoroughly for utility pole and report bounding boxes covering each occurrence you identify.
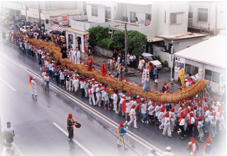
[38,1,41,28]
[125,23,128,73]
[170,41,174,80]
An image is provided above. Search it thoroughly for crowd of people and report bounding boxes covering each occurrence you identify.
[3,29,225,156]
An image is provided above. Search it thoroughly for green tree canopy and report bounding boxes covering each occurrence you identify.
[88,26,109,47]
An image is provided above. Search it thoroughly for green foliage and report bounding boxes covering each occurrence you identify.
[88,26,147,56]
[164,60,168,67]
[126,30,147,57]
[88,26,109,47]
[97,38,111,49]
[108,30,125,51]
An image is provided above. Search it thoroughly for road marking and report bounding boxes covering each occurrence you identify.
[1,53,163,155]
[0,63,6,68]
[53,123,95,156]
[0,77,16,91]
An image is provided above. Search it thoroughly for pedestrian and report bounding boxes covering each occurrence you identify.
[142,65,150,92]
[61,44,67,58]
[85,54,93,71]
[148,149,157,156]
[141,100,148,124]
[74,48,80,64]
[158,107,166,130]
[80,78,85,98]
[3,122,15,145]
[169,108,176,132]
[67,114,78,140]
[154,102,162,125]
[54,67,60,84]
[117,122,128,149]
[147,102,155,124]
[138,58,144,74]
[162,82,168,93]
[196,115,204,142]
[163,113,172,137]
[178,112,186,140]
[154,72,159,87]
[187,137,199,156]
[73,76,79,96]
[101,61,107,77]
[95,85,102,106]
[44,73,50,92]
[88,85,94,105]
[127,104,138,129]
[163,146,174,156]
[208,112,217,138]
[29,76,38,97]
[204,107,210,134]
[103,90,110,110]
[69,47,75,62]
[59,69,65,87]
[188,112,195,138]
[112,91,118,113]
[153,66,157,81]
[203,137,212,156]
[117,95,125,116]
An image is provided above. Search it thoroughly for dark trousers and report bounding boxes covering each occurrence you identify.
[67,127,74,139]
[55,75,59,84]
[188,124,194,137]
[81,88,85,98]
[150,72,153,80]
[179,125,184,138]
[60,79,65,86]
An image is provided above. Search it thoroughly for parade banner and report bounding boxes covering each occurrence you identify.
[178,69,185,88]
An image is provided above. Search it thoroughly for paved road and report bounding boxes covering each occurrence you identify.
[0,39,226,156]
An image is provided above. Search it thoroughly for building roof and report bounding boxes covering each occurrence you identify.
[174,34,226,69]
[66,27,89,35]
[156,32,207,41]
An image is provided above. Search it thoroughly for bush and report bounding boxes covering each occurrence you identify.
[164,60,169,67]
[97,38,111,49]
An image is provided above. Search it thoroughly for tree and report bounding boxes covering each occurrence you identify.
[127,30,147,57]
[108,30,125,51]
[88,26,109,47]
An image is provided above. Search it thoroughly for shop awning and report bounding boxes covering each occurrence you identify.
[49,24,59,31]
[66,27,89,35]
[49,24,67,32]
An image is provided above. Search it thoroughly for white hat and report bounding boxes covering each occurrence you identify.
[165,146,171,152]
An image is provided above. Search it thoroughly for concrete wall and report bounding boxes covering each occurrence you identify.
[174,56,226,94]
[189,1,226,30]
[94,46,113,58]
[152,45,172,68]
[87,2,116,23]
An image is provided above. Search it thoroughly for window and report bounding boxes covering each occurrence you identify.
[83,1,87,15]
[44,2,57,9]
[198,8,208,22]
[170,13,183,24]
[170,13,177,24]
[205,69,220,83]
[185,64,198,76]
[145,13,151,26]
[64,2,78,9]
[188,5,193,18]
[130,12,136,22]
[105,7,111,22]
[92,6,98,17]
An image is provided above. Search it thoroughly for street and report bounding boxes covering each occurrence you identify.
[0,39,226,156]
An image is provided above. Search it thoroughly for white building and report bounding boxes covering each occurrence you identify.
[188,1,226,35]
[174,32,226,95]
[20,1,84,30]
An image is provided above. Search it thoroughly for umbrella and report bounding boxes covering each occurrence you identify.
[2,131,13,139]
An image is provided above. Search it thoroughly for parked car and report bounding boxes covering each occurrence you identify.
[141,53,162,69]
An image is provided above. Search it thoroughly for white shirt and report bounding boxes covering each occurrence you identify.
[205,110,210,122]
[126,102,132,113]
[163,152,174,156]
[155,105,161,117]
[31,80,36,89]
[148,105,155,115]
[80,81,85,89]
[103,92,109,101]
[44,76,50,82]
[4,126,14,134]
[130,100,137,107]
[130,108,136,116]
[60,71,65,80]
[179,118,185,126]
[141,103,147,114]
[96,88,101,97]
[164,117,170,125]
[209,115,217,125]
[189,117,195,124]
[73,79,79,88]
[169,111,176,121]
[112,94,118,103]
